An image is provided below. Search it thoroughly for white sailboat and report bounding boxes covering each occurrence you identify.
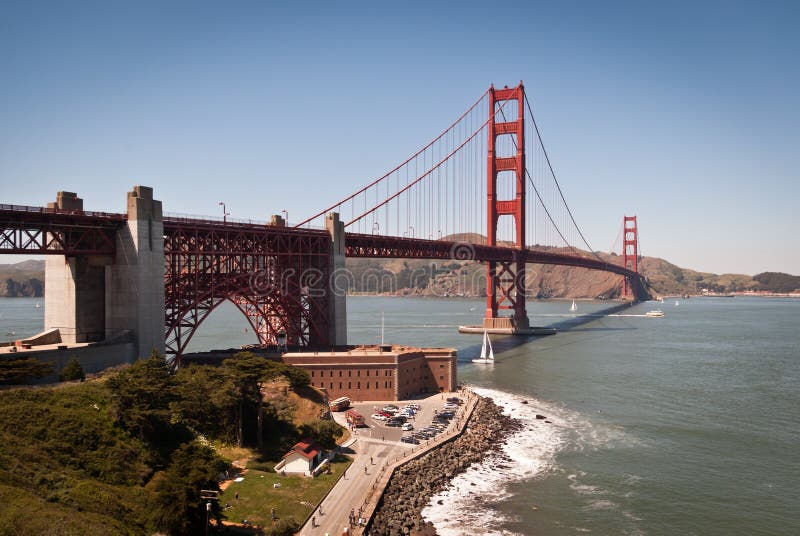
[472,330,495,364]
[570,300,577,312]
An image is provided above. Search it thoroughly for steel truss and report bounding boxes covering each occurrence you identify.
[0,204,123,256]
[162,218,331,364]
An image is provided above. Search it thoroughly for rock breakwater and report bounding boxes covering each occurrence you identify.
[368,396,521,536]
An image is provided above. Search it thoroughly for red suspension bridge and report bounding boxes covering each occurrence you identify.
[0,83,650,363]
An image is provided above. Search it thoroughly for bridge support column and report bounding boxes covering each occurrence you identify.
[621,215,638,300]
[44,192,109,343]
[106,186,165,358]
[326,212,347,346]
[484,83,529,332]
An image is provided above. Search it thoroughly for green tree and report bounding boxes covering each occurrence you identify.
[280,364,310,389]
[222,352,282,448]
[299,419,344,450]
[0,357,54,384]
[59,357,85,382]
[151,441,227,535]
[106,351,179,448]
[172,364,238,442]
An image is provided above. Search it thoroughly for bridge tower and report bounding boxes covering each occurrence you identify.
[622,215,639,299]
[484,83,529,331]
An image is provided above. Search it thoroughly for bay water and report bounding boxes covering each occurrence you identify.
[2,295,798,535]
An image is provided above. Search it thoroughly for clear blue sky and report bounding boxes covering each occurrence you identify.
[1,0,798,275]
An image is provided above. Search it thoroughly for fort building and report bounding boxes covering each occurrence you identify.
[282,345,457,401]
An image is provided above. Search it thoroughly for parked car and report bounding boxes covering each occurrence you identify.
[382,405,399,413]
[371,413,387,421]
[401,436,419,444]
[401,423,414,431]
[447,397,462,405]
[386,419,402,427]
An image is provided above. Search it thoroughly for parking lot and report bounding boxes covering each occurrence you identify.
[349,393,465,447]
[311,391,472,536]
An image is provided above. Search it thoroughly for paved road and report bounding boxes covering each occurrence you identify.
[298,392,460,536]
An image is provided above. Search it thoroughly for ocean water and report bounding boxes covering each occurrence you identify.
[2,295,798,535]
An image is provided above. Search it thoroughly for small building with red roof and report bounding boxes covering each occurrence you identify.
[274,438,326,476]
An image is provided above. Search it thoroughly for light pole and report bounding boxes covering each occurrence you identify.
[200,489,218,535]
[218,202,230,224]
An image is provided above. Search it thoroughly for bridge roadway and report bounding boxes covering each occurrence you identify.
[0,204,640,280]
[345,233,638,277]
[298,390,478,536]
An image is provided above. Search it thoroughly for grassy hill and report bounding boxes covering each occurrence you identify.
[0,382,153,533]
[0,353,338,535]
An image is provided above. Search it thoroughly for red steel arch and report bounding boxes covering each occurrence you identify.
[162,216,331,363]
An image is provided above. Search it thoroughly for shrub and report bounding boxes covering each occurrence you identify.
[60,358,85,382]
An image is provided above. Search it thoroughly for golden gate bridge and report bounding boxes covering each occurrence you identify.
[0,83,650,364]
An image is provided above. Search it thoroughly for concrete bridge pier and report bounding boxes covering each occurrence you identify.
[106,186,165,358]
[326,212,347,346]
[44,186,165,358]
[44,192,109,343]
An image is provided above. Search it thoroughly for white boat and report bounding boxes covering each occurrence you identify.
[675,301,680,306]
[645,310,664,317]
[35,303,41,309]
[570,300,577,312]
[472,330,494,364]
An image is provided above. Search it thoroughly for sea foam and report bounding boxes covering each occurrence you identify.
[421,386,567,536]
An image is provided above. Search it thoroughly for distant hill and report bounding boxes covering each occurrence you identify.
[0,259,44,297]
[345,239,798,298]
[1,253,796,300]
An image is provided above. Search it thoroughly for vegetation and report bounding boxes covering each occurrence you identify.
[59,357,85,381]
[0,350,344,534]
[753,272,800,293]
[0,356,54,384]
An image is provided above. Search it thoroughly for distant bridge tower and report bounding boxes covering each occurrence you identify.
[484,83,529,331]
[622,215,639,299]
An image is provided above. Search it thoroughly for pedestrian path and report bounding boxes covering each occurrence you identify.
[297,388,477,536]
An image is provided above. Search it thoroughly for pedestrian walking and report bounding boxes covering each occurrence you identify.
[234,491,239,500]
[364,466,367,475]
[312,516,316,527]
[370,456,373,465]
